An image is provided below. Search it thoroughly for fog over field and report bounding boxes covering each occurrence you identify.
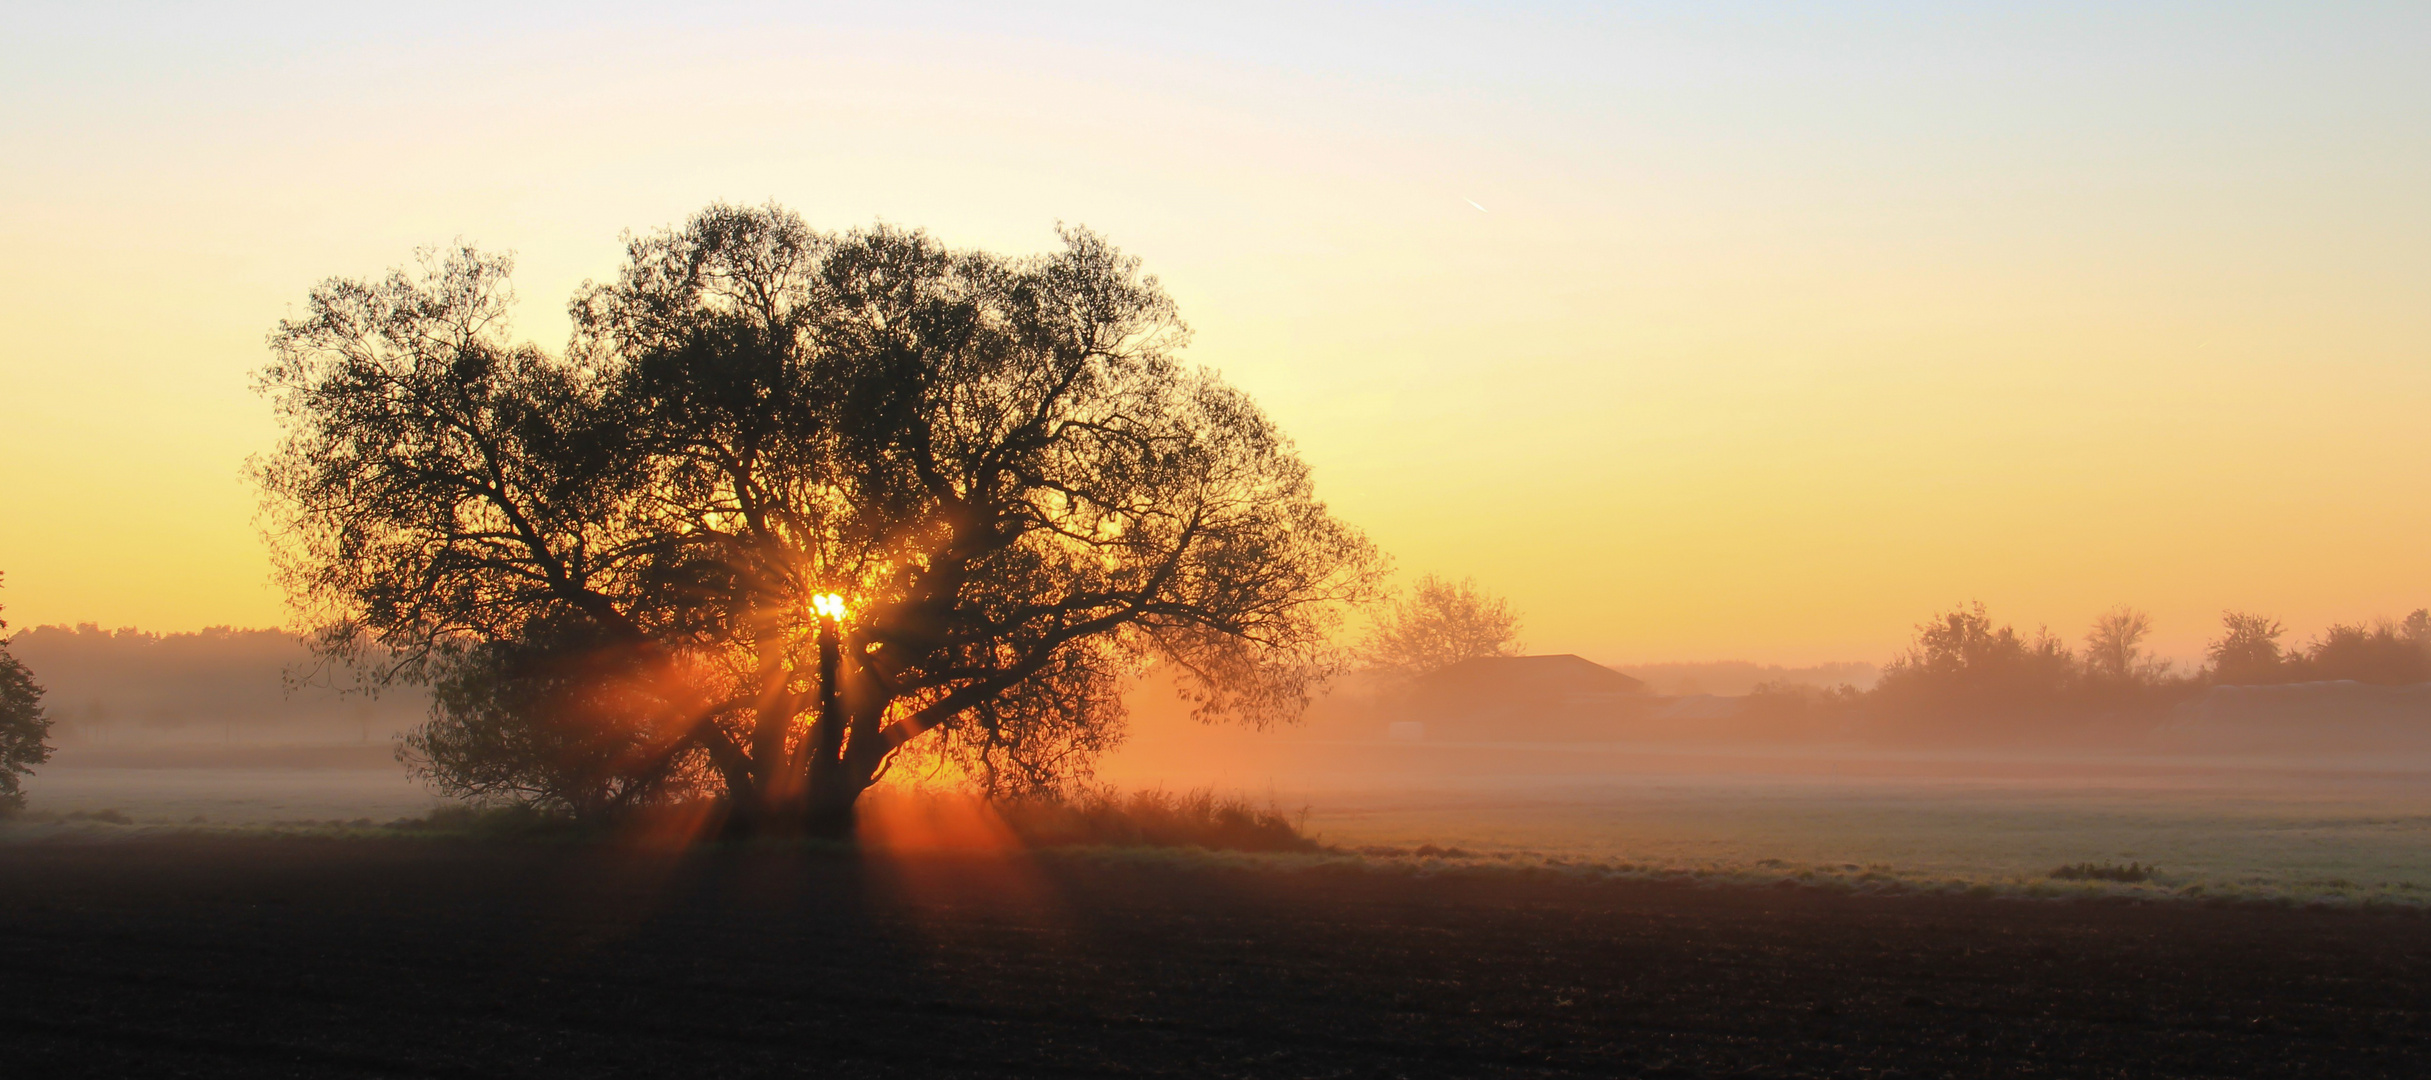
[6,625,439,823]
[14,620,2429,907]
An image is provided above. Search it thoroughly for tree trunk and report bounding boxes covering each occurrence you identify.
[745,626,794,820]
[800,614,852,839]
[802,780,859,840]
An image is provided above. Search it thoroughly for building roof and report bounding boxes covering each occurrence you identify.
[1408,654,1648,701]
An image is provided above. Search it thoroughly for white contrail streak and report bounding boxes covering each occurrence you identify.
[1465,198,1488,213]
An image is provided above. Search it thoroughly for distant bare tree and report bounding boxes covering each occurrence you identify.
[2083,606,2167,684]
[0,574,53,813]
[1359,575,1523,678]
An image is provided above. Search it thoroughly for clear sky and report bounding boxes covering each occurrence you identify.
[3,2,2427,665]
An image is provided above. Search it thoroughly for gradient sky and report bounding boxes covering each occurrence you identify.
[3,2,2427,665]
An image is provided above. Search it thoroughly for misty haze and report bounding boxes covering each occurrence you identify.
[17,599,2431,909]
[5,4,2431,1078]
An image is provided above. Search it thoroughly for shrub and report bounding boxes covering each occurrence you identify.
[1868,603,2079,738]
[994,788,1319,853]
[2049,861,2157,883]
[381,803,589,838]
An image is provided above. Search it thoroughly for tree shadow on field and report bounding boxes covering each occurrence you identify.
[522,799,1077,1002]
[850,793,1070,955]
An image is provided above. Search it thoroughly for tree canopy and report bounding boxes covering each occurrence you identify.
[2082,606,2165,685]
[2206,608,2431,686]
[0,574,53,813]
[1357,575,1523,679]
[1872,602,2079,720]
[257,204,1380,833]
[2206,611,2289,686]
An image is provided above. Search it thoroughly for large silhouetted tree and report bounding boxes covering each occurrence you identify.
[0,574,52,813]
[258,204,1380,834]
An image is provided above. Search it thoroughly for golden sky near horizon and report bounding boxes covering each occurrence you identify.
[2,3,2428,666]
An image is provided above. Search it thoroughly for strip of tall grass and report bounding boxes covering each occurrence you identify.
[995,788,1319,853]
[2049,861,2158,883]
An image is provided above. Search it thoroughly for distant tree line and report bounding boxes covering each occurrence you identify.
[2,624,426,743]
[1746,602,2431,739]
[2205,609,2431,686]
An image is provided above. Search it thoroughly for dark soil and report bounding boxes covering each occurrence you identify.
[1,837,2426,1078]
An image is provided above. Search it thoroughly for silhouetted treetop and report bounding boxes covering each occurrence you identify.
[2083,606,2168,685]
[1874,602,2077,712]
[0,574,53,812]
[2207,611,2289,686]
[1359,575,1523,679]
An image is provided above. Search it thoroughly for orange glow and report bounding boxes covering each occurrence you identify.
[855,790,1023,854]
[853,790,1062,930]
[619,799,727,852]
[7,9,2429,670]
